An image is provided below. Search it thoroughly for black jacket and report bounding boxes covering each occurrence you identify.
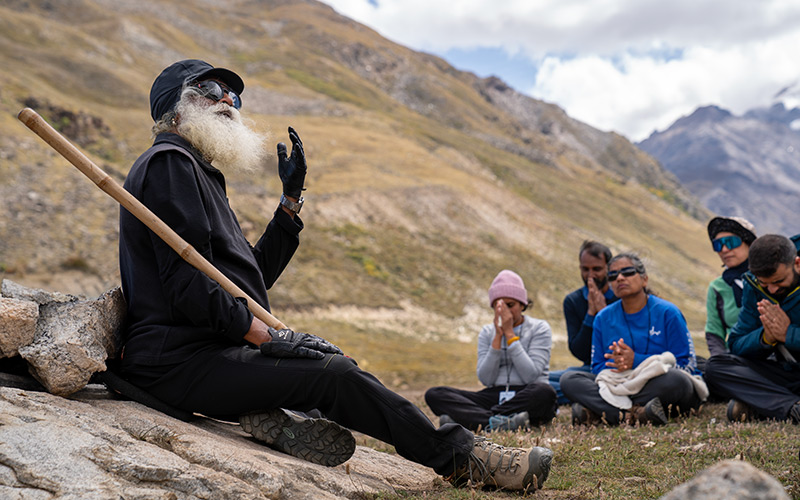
[562,285,619,365]
[119,133,301,367]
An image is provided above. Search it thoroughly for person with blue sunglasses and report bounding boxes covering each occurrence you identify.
[704,216,757,358]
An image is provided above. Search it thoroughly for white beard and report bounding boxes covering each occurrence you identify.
[175,95,268,174]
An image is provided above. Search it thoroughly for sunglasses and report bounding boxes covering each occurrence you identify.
[711,235,743,252]
[608,266,638,282]
[192,80,241,109]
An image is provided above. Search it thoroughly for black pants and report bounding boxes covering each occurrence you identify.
[704,353,800,420]
[122,346,474,476]
[424,382,557,430]
[560,369,700,425]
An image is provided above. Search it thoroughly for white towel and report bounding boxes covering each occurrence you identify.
[596,352,709,409]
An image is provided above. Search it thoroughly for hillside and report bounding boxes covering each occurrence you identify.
[0,0,719,387]
[638,103,800,236]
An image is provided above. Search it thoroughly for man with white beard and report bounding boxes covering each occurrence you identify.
[118,59,553,492]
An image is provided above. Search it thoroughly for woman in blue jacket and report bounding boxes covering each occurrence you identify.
[561,253,702,426]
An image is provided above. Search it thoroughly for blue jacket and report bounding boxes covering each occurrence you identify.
[591,295,697,374]
[728,236,800,362]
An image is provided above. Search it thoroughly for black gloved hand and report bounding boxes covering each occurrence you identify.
[259,327,342,360]
[277,126,307,199]
[300,332,344,356]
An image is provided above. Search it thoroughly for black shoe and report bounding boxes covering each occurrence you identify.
[571,402,599,426]
[727,399,753,423]
[789,402,800,424]
[643,397,668,426]
[239,409,355,467]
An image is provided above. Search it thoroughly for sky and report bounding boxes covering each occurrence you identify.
[317,0,800,142]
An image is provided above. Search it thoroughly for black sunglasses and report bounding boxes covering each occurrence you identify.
[711,235,743,252]
[192,80,241,109]
[608,266,638,281]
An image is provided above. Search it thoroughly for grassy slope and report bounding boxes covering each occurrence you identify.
[1,1,719,396]
[1,2,792,498]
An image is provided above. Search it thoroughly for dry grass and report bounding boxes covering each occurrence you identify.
[356,394,800,500]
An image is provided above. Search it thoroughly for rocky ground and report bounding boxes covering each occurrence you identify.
[0,383,440,499]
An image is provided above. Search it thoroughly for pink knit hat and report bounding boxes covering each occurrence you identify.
[488,270,528,307]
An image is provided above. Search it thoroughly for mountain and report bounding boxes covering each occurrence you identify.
[637,102,800,236]
[0,0,719,386]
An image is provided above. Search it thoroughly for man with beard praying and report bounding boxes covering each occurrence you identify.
[704,234,800,423]
[550,240,618,405]
[117,59,553,492]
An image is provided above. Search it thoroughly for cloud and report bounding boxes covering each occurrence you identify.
[319,0,800,141]
[532,29,800,140]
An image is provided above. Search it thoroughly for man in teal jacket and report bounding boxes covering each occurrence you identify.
[704,234,800,422]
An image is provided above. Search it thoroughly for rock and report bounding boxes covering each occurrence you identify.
[0,297,38,358]
[660,459,789,500]
[18,287,126,396]
[2,279,81,304]
[0,386,440,499]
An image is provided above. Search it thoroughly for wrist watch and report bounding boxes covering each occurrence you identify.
[280,193,304,214]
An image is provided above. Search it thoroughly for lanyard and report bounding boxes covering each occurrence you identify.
[503,343,511,392]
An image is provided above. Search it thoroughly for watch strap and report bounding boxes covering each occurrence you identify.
[280,193,304,214]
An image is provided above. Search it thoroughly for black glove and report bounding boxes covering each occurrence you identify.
[259,327,343,360]
[277,126,307,199]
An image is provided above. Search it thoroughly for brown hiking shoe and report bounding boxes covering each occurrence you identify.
[628,397,668,426]
[449,436,553,491]
[571,402,600,426]
[239,409,355,467]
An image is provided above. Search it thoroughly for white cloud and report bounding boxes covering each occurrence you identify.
[319,0,800,141]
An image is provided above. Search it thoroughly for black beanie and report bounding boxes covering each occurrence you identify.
[707,216,757,246]
[149,59,244,122]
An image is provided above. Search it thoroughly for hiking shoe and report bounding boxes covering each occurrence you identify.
[488,411,530,432]
[449,436,553,491]
[239,409,355,467]
[571,402,600,426]
[727,399,753,423]
[439,414,456,426]
[630,397,668,426]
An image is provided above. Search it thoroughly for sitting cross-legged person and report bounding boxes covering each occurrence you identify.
[426,270,557,432]
[704,234,800,423]
[561,253,707,426]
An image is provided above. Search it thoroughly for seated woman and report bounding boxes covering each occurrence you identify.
[425,270,557,431]
[560,253,705,426]
[704,216,757,357]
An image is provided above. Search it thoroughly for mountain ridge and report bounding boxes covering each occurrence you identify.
[638,102,800,236]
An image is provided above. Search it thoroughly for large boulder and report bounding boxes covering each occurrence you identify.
[3,281,126,396]
[0,385,439,499]
[660,459,790,500]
